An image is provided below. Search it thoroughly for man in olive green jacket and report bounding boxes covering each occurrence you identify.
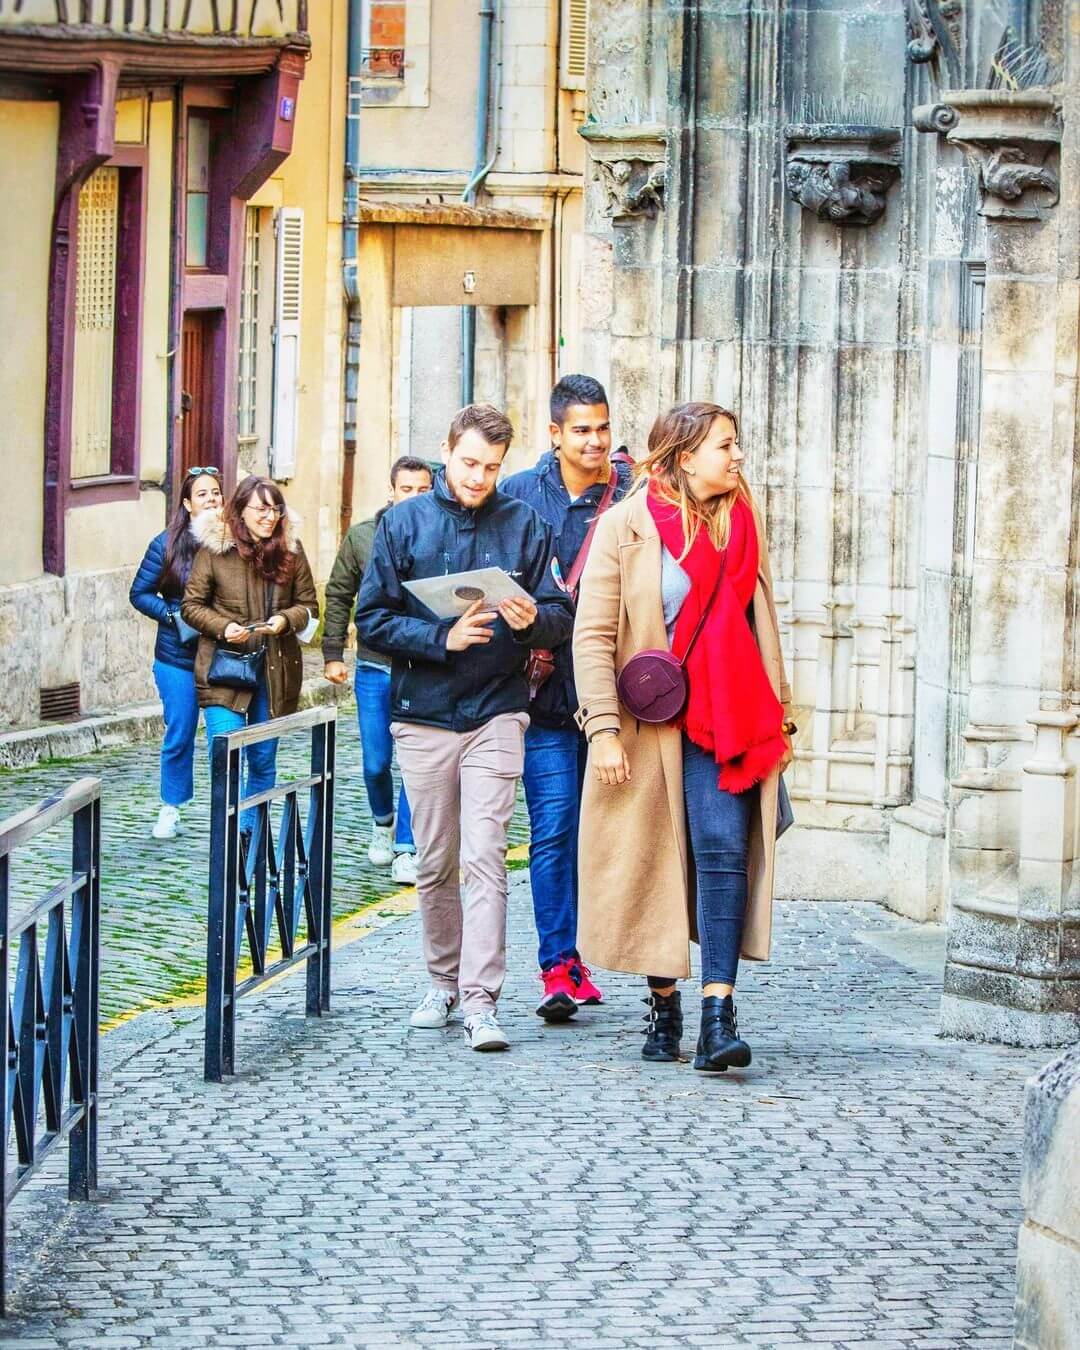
[323,456,433,883]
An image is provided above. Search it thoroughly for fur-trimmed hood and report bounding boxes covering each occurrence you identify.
[191,506,303,556]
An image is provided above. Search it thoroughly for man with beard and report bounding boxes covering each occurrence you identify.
[356,404,573,1051]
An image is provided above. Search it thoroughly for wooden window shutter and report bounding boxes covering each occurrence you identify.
[560,0,587,91]
[270,206,304,480]
[71,166,120,479]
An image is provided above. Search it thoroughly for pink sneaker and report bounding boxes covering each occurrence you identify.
[536,959,579,1022]
[569,958,604,1005]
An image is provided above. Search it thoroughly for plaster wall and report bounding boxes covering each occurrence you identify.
[258,0,347,581]
[0,99,56,587]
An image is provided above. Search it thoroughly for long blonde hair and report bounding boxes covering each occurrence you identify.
[634,402,751,558]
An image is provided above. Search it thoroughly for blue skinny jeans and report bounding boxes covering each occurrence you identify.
[521,724,588,969]
[649,735,756,990]
[153,659,199,807]
[355,663,414,852]
[203,677,277,838]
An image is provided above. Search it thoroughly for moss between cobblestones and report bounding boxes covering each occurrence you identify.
[0,701,531,1028]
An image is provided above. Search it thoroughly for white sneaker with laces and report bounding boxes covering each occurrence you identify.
[410,988,459,1028]
[368,819,394,867]
[391,851,419,886]
[152,804,180,840]
[464,1010,509,1052]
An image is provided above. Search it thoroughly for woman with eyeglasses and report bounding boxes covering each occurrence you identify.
[129,467,225,840]
[181,475,319,845]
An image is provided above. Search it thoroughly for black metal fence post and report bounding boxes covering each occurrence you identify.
[204,706,336,1081]
[0,778,102,1316]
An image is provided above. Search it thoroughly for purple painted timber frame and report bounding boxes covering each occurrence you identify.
[31,39,306,574]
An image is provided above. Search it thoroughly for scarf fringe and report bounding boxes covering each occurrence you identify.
[683,713,785,794]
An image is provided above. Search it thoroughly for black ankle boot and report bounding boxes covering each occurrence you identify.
[693,995,751,1072]
[641,990,683,1062]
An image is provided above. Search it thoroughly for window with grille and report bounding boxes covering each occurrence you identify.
[560,0,587,90]
[71,167,120,480]
[237,205,261,444]
[361,0,406,79]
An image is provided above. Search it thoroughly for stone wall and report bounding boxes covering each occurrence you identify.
[582,0,1080,1043]
[0,567,156,734]
[1014,1046,1080,1348]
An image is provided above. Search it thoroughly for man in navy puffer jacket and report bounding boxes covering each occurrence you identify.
[501,375,633,1020]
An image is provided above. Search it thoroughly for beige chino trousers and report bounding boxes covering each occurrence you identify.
[391,712,528,1016]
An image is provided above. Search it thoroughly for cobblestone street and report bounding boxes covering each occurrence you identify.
[1,854,1044,1346]
[0,696,527,1024]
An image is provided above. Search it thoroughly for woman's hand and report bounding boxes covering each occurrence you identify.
[223,622,249,645]
[258,615,288,636]
[592,732,631,786]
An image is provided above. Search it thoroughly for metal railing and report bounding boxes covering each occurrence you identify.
[0,778,101,1315]
[205,706,336,1082]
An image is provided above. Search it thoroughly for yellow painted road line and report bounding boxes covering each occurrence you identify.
[101,843,531,1032]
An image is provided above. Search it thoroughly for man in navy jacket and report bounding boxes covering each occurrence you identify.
[356,403,573,1052]
[501,375,633,1020]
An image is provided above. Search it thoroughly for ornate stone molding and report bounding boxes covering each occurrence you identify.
[578,122,667,221]
[784,125,902,227]
[906,0,963,84]
[913,90,1061,220]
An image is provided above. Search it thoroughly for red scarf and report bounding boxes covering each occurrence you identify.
[648,487,785,792]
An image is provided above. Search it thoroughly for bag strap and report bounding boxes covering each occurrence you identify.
[677,549,728,669]
[564,449,633,595]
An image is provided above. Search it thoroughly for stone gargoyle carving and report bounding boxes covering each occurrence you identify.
[979,145,1058,208]
[785,158,898,227]
[596,158,666,220]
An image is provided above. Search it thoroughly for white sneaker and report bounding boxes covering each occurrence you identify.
[464,1010,510,1052]
[391,851,419,886]
[368,819,394,867]
[410,988,459,1028]
[152,804,180,840]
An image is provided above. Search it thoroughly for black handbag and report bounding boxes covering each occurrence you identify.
[207,643,265,691]
[172,610,200,647]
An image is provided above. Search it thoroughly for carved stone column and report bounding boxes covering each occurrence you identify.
[916,89,1079,1046]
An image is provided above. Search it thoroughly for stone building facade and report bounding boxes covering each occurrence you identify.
[0,2,351,735]
[581,0,1079,1047]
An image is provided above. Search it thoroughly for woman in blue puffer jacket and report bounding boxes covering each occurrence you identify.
[129,468,224,839]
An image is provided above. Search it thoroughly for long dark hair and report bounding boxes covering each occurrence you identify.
[226,476,296,585]
[157,470,221,597]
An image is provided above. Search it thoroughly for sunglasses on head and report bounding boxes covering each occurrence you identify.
[187,466,221,477]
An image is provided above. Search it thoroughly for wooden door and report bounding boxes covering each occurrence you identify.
[179,311,215,486]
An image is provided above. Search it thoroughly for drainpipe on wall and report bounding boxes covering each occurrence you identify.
[460,0,500,405]
[340,0,365,538]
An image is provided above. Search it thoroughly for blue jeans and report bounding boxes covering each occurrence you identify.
[203,678,278,837]
[521,724,588,969]
[355,663,414,852]
[650,736,755,988]
[153,659,199,807]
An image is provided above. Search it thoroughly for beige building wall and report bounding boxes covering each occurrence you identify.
[351,0,588,523]
[0,99,57,586]
[256,0,348,581]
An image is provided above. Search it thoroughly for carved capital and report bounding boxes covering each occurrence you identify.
[913,90,1062,221]
[784,126,901,227]
[906,0,963,83]
[579,121,668,221]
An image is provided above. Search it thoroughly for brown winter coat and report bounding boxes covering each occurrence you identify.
[181,509,318,717]
[572,487,792,979]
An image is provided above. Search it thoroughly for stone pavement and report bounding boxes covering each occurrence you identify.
[0,698,528,1024]
[2,876,1046,1348]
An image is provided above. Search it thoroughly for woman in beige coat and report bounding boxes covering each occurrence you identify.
[573,403,793,1071]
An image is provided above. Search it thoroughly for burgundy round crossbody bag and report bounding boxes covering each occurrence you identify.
[615,552,728,725]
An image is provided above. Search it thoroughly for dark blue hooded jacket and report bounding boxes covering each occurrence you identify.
[501,450,634,729]
[129,531,197,671]
[355,470,574,732]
